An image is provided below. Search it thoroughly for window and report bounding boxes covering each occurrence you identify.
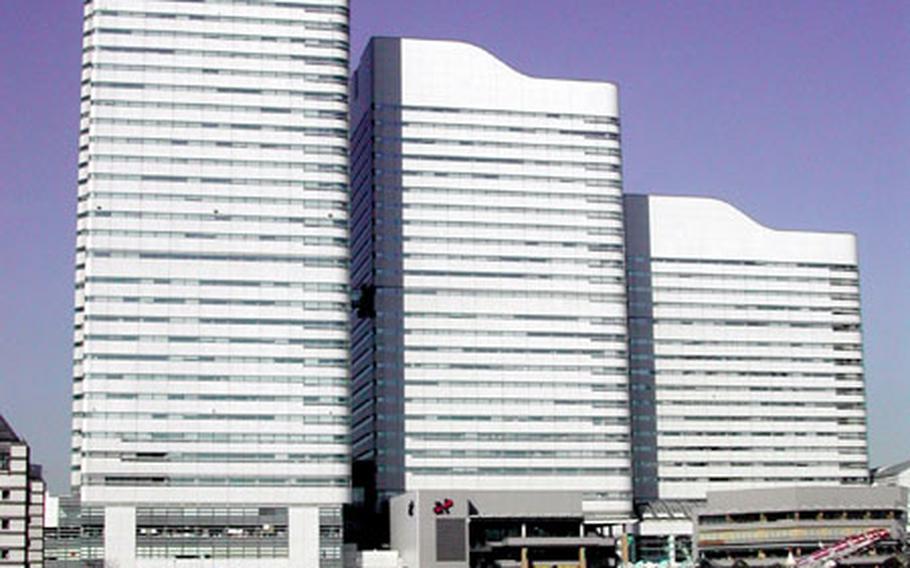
[0,549,8,559]
[436,518,466,562]
[1,490,9,500]
[0,519,8,529]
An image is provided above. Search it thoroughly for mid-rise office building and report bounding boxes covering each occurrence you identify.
[624,195,869,503]
[350,38,632,521]
[71,1,351,565]
[0,415,46,568]
[694,486,906,567]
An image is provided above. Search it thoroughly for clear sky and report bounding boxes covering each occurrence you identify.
[0,0,907,493]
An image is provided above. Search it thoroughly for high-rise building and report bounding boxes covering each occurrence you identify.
[350,38,633,522]
[71,1,351,565]
[623,195,869,503]
[0,415,46,568]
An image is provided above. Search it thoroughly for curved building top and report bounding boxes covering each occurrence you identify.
[367,37,619,116]
[643,194,858,264]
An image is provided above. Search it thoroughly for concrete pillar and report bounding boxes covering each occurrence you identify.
[289,506,321,568]
[103,506,136,568]
[580,546,588,568]
[521,546,529,568]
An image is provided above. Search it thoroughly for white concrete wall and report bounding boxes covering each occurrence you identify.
[289,506,321,568]
[390,493,419,568]
[104,506,136,567]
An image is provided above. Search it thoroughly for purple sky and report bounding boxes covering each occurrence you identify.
[0,0,907,493]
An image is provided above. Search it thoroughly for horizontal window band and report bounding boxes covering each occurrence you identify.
[90,117,346,136]
[376,103,619,124]
[91,153,346,171]
[399,203,623,218]
[82,354,346,365]
[366,412,628,425]
[86,298,344,310]
[402,253,622,265]
[99,0,348,13]
[406,432,629,442]
[74,412,347,422]
[89,136,347,154]
[84,451,347,463]
[84,316,345,329]
[405,467,629,476]
[85,251,345,266]
[650,256,857,271]
[397,168,620,185]
[79,229,347,245]
[82,431,348,444]
[84,276,345,289]
[84,475,348,487]
[89,28,346,49]
[406,450,629,459]
[81,209,346,227]
[389,135,621,154]
[392,152,620,171]
[91,9,348,29]
[79,373,346,385]
[387,119,619,139]
[89,61,349,84]
[83,334,347,348]
[395,184,624,202]
[400,218,624,234]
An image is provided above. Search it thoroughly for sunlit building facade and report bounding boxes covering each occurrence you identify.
[71,1,351,565]
[624,195,869,502]
[350,38,633,522]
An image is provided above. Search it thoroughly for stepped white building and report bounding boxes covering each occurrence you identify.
[350,38,633,522]
[623,195,869,502]
[70,1,351,565]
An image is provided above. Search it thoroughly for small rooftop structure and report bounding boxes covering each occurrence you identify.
[700,485,907,516]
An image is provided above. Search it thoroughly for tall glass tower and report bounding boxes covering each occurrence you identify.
[71,1,350,565]
[350,38,633,522]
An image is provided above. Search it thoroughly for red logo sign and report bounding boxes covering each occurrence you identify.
[434,498,454,515]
